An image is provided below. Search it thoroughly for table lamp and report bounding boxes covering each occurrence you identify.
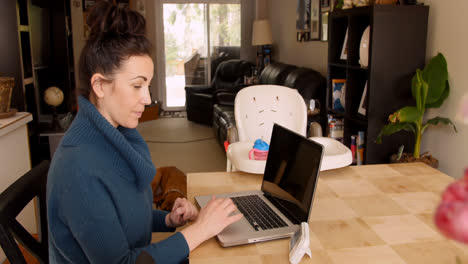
[252,19,273,73]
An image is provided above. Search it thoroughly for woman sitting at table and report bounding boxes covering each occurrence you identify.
[46,2,242,263]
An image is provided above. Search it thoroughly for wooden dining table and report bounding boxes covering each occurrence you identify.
[152,163,468,264]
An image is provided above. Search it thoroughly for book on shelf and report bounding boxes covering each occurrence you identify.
[350,135,357,164]
[356,131,365,165]
[340,27,349,60]
[328,114,344,143]
[358,81,368,116]
[332,79,346,112]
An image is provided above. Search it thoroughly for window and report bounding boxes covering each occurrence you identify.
[156,0,241,109]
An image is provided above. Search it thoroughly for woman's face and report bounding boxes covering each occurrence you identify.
[94,55,154,129]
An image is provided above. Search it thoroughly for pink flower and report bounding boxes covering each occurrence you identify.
[435,169,468,243]
[457,93,468,124]
[434,93,468,244]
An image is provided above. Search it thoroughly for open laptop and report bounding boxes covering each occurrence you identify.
[195,123,324,247]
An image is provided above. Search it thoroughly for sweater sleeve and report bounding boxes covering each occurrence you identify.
[152,210,176,232]
[58,172,189,264]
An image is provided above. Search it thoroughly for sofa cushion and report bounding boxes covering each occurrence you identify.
[258,62,297,85]
[284,67,326,103]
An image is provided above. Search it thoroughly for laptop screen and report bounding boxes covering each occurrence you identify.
[261,124,323,224]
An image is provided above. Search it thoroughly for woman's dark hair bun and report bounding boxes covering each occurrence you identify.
[86,1,146,39]
[78,1,152,100]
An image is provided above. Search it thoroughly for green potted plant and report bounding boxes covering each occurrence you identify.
[376,53,457,167]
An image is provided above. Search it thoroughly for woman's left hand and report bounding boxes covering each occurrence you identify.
[165,198,199,228]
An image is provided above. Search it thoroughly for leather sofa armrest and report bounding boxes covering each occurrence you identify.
[185,85,214,95]
[214,92,236,106]
[227,125,239,144]
[186,93,213,104]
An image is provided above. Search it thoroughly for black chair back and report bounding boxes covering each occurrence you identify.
[258,62,297,85]
[212,59,253,91]
[0,160,50,264]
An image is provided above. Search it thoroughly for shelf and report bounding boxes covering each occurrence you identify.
[327,109,345,117]
[348,64,368,71]
[34,65,49,70]
[24,77,34,85]
[346,113,368,126]
[329,62,347,68]
[19,25,29,32]
[329,62,368,71]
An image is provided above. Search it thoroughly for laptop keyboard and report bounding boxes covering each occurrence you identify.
[231,195,287,231]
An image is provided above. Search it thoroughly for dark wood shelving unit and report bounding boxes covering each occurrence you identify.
[326,4,429,164]
[0,0,77,165]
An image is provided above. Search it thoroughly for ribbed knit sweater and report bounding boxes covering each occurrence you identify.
[47,96,189,263]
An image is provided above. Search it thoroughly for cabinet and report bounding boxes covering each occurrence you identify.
[0,113,35,262]
[326,5,429,164]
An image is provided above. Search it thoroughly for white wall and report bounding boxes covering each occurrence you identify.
[269,0,328,76]
[420,0,468,178]
[269,1,468,178]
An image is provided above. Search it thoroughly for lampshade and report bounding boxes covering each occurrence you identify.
[252,19,273,46]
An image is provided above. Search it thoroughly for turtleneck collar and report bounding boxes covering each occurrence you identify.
[63,96,156,190]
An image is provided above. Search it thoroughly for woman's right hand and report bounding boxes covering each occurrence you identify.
[194,196,243,239]
[180,196,243,251]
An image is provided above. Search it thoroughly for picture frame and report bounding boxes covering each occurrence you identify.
[332,79,346,112]
[320,0,335,12]
[296,0,311,31]
[320,11,328,41]
[297,31,310,42]
[296,0,321,41]
[358,81,368,116]
[340,27,349,60]
[310,0,321,40]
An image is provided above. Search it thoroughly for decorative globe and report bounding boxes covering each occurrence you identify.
[44,86,64,107]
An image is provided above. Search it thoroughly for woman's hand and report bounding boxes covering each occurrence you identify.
[180,196,243,251]
[165,198,198,228]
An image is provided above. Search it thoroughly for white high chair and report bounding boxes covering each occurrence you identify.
[226,85,307,173]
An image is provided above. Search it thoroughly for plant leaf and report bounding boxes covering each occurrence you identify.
[423,53,448,105]
[376,122,416,144]
[411,71,422,110]
[426,80,450,108]
[392,106,423,123]
[422,116,458,134]
[420,76,429,109]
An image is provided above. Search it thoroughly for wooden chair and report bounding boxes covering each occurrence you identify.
[0,160,50,264]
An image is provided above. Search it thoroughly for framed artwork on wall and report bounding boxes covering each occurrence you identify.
[296,0,321,41]
[310,0,320,40]
[321,11,329,41]
[296,0,311,31]
[340,27,349,59]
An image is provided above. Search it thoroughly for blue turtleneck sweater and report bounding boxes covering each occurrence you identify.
[47,96,189,263]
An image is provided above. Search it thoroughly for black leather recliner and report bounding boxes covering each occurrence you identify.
[212,62,298,148]
[212,62,327,149]
[185,59,254,126]
[257,62,297,84]
[284,67,327,135]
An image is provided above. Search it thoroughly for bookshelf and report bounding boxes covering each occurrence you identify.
[326,5,429,164]
[1,0,77,164]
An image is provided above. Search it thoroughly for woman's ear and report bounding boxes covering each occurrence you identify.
[91,73,107,99]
